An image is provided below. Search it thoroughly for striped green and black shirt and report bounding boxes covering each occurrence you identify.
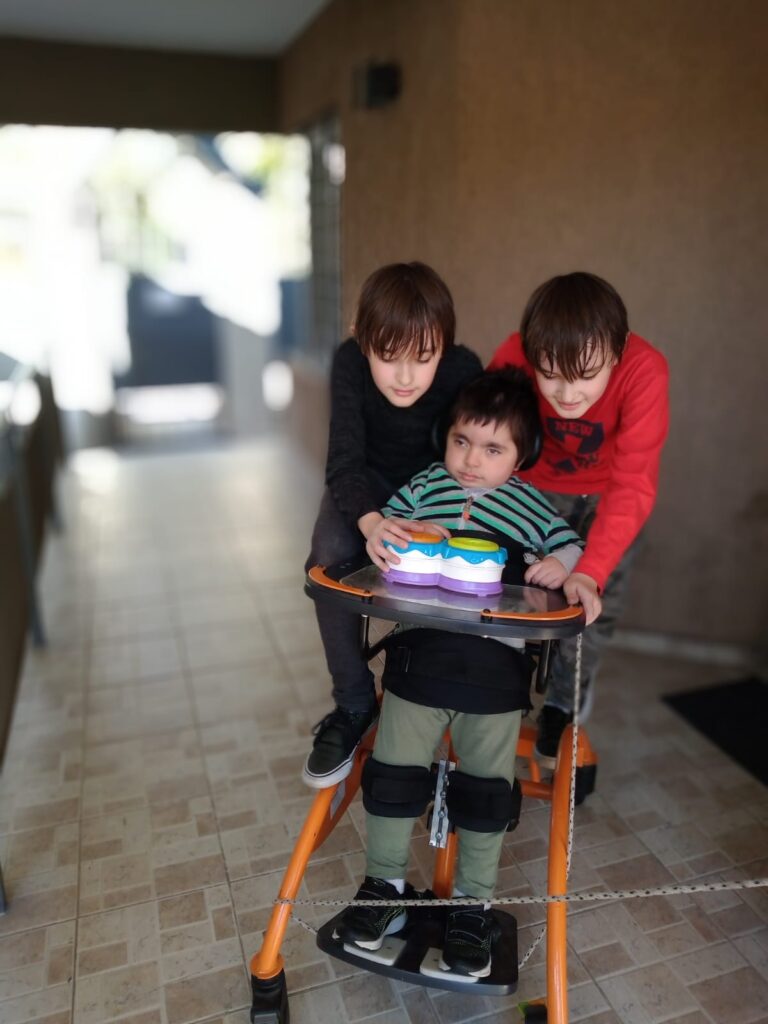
[382,463,583,570]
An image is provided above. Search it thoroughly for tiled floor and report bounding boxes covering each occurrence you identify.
[1,438,767,1024]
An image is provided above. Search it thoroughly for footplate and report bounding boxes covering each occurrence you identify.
[316,905,518,995]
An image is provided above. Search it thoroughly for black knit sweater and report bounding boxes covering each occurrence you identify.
[325,339,483,523]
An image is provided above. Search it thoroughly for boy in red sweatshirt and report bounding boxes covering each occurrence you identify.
[488,272,669,764]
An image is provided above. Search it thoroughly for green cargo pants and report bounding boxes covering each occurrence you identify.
[366,691,522,900]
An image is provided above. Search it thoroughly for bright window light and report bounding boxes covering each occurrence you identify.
[115,384,223,425]
[261,360,294,411]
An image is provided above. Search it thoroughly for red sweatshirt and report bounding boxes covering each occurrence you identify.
[488,332,669,590]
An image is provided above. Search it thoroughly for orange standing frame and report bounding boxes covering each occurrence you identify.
[250,564,594,1024]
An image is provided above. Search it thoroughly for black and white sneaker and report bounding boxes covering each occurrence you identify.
[338,876,414,950]
[302,705,378,788]
[440,905,499,978]
[534,704,573,769]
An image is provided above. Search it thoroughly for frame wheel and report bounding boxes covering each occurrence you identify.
[251,969,289,1024]
[522,1004,547,1022]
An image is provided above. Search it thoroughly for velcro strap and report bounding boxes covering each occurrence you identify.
[362,758,434,818]
[446,771,520,833]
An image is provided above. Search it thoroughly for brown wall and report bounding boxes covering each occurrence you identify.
[281,0,768,648]
[0,37,278,132]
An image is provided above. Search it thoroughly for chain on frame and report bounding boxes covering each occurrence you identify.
[277,876,768,912]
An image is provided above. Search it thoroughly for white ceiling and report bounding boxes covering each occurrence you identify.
[0,0,330,55]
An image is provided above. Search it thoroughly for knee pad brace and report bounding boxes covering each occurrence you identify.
[361,757,434,818]
[446,772,522,833]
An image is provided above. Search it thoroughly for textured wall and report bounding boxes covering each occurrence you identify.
[281,0,768,647]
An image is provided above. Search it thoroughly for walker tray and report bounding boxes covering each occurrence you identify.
[305,555,585,641]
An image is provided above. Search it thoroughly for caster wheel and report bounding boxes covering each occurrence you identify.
[522,1005,547,1022]
[574,763,597,806]
[251,969,289,1024]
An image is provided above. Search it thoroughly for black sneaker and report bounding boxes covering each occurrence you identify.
[440,904,499,977]
[302,705,378,788]
[535,704,573,768]
[338,876,414,950]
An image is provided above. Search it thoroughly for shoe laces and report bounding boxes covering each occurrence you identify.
[350,877,410,926]
[310,708,345,737]
[357,876,396,901]
[446,908,492,945]
[311,706,372,740]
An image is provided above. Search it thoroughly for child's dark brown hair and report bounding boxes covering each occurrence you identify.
[449,368,541,468]
[354,262,456,359]
[521,271,628,381]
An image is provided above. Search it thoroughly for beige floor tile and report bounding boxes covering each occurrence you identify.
[92,602,176,643]
[668,940,749,984]
[3,822,80,880]
[690,965,768,1022]
[74,960,162,1023]
[429,984,497,1023]
[0,919,75,1019]
[0,983,72,1024]
[0,885,78,938]
[11,794,81,833]
[339,971,402,1020]
[180,622,275,673]
[80,734,207,820]
[568,980,613,1020]
[600,962,699,1022]
[734,930,768,982]
[219,820,294,880]
[164,964,250,1024]
[75,879,244,1016]
[78,810,227,912]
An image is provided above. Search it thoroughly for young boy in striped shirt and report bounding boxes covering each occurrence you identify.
[339,369,597,978]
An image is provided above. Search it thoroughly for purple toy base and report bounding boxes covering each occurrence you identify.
[384,568,502,596]
[439,577,503,596]
[385,568,441,586]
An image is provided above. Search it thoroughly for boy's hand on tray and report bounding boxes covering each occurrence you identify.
[524,555,569,589]
[358,514,449,572]
[563,572,602,625]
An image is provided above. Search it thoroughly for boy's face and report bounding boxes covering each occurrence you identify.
[367,344,441,407]
[445,417,520,490]
[534,352,615,419]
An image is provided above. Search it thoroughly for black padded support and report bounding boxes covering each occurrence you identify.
[362,758,435,818]
[446,771,520,833]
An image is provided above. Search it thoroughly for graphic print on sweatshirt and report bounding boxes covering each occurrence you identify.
[547,417,605,475]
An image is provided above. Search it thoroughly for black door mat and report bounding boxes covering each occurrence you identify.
[663,677,767,786]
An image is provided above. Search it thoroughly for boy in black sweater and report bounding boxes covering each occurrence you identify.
[303,263,482,787]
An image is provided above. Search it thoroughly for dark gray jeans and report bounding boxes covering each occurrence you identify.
[539,491,642,716]
[305,474,395,713]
